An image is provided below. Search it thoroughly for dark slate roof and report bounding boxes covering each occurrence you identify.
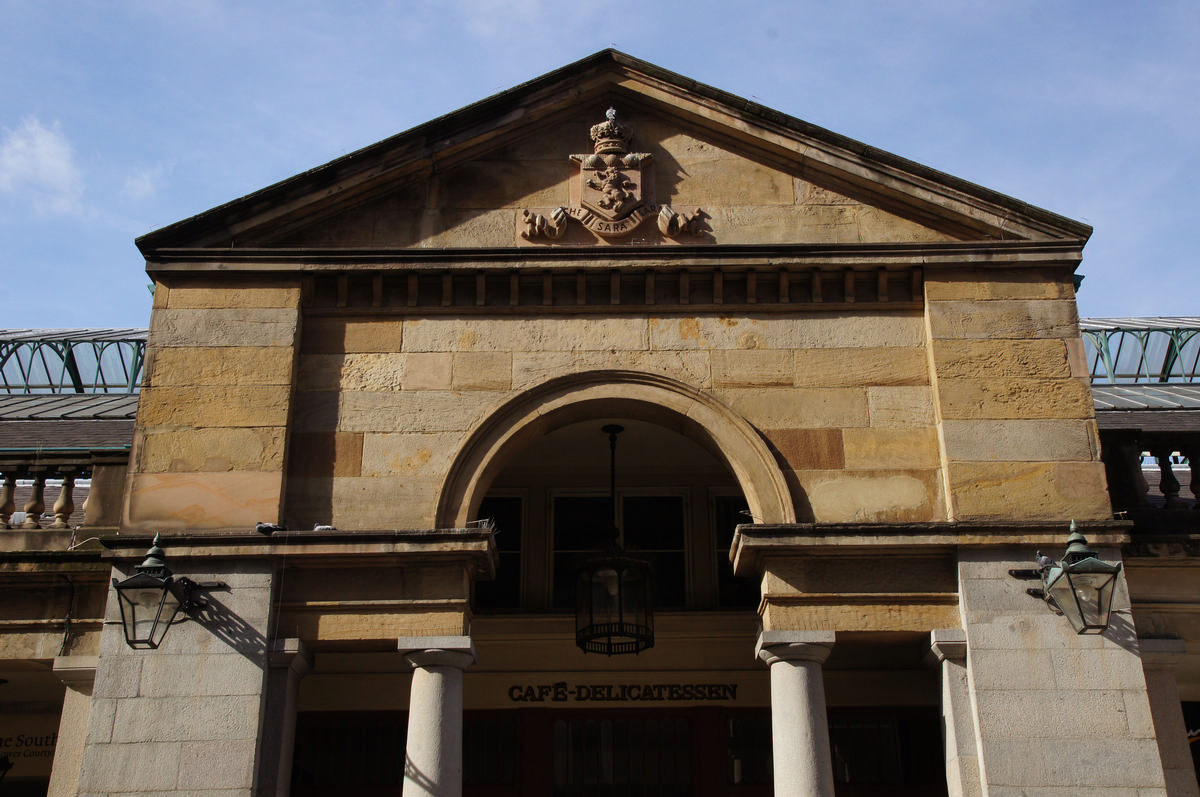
[0,395,139,420]
[0,395,137,451]
[1091,385,1200,411]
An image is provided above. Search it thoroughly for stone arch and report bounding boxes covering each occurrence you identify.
[436,370,795,528]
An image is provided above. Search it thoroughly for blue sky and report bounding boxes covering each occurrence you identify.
[2,0,1196,329]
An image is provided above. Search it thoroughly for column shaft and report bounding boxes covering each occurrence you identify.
[756,631,836,797]
[399,636,475,797]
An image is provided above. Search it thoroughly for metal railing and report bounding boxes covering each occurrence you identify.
[0,329,146,394]
[1081,318,1200,384]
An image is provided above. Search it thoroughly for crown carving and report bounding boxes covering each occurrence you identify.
[589,107,633,155]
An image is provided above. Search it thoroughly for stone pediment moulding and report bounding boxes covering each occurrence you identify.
[522,108,703,241]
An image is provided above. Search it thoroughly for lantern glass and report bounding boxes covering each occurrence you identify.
[576,555,653,656]
[113,571,184,649]
[1043,560,1122,635]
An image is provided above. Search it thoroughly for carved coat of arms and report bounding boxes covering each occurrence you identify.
[523,108,701,241]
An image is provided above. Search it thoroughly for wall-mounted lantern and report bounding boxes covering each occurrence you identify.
[1010,521,1124,635]
[111,535,213,649]
[575,425,654,656]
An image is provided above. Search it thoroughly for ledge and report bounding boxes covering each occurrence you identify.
[98,528,499,579]
[731,520,1131,576]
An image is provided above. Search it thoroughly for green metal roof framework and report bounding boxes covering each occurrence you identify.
[1081,318,1200,384]
[0,329,147,394]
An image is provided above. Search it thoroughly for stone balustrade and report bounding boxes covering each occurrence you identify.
[1100,430,1200,513]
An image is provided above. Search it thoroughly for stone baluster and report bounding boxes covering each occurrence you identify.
[398,636,476,797]
[0,472,15,529]
[50,468,77,529]
[1103,434,1148,511]
[756,631,837,797]
[1180,444,1200,509]
[22,469,47,529]
[1148,445,1182,507]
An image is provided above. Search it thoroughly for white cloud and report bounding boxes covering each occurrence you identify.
[121,164,165,201]
[0,117,84,214]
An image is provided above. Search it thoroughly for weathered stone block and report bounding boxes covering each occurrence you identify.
[931,339,1071,379]
[337,391,501,433]
[124,471,285,531]
[712,349,793,387]
[948,461,1111,520]
[657,156,794,206]
[77,741,182,792]
[361,432,462,479]
[149,308,299,348]
[285,476,441,529]
[177,738,258,790]
[403,352,454,390]
[927,300,1079,340]
[763,429,844,470]
[287,432,364,478]
[428,208,520,248]
[649,312,924,351]
[164,281,301,309]
[938,377,1095,420]
[866,386,936,428]
[301,318,404,354]
[793,468,942,522]
[715,387,869,429]
[512,350,710,390]
[843,427,940,470]
[924,268,1073,301]
[453,352,513,390]
[111,694,261,743]
[137,386,291,428]
[145,345,295,388]
[438,159,569,209]
[137,427,287,472]
[794,347,928,387]
[404,316,649,353]
[941,419,1096,462]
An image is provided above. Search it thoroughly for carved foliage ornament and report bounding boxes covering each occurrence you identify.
[522,108,702,240]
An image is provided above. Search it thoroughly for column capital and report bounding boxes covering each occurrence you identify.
[1139,637,1187,669]
[53,655,98,693]
[756,630,836,667]
[270,637,312,678]
[399,635,476,670]
[929,628,967,663]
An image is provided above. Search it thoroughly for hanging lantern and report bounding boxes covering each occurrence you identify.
[111,535,192,649]
[576,552,654,655]
[1040,522,1123,635]
[575,424,654,655]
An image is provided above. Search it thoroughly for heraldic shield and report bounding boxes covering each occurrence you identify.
[521,107,702,240]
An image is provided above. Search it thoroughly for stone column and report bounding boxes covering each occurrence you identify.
[1140,638,1200,797]
[255,639,311,797]
[398,636,476,797]
[928,629,982,797]
[755,630,836,797]
[47,656,96,797]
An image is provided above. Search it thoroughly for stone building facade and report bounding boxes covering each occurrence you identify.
[1,51,1197,797]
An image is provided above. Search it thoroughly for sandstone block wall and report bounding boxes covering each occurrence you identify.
[925,268,1110,521]
[286,309,946,530]
[123,280,302,531]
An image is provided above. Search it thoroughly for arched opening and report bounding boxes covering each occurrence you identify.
[436,370,795,530]
[436,371,796,613]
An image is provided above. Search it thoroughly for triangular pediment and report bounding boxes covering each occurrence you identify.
[137,51,1090,257]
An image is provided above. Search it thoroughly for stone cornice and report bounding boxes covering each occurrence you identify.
[731,519,1131,576]
[99,528,498,579]
[145,239,1085,272]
